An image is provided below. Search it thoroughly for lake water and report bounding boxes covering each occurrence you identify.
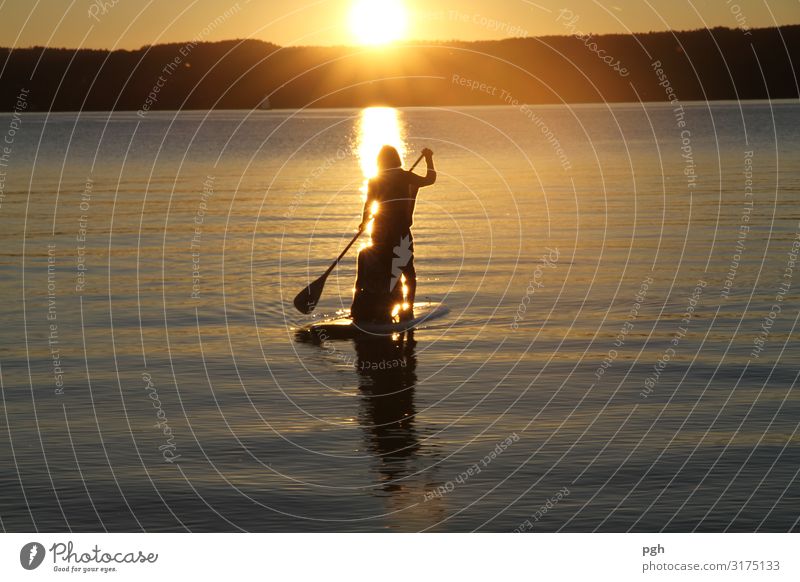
[0,101,799,532]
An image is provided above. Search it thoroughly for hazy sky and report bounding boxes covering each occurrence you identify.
[0,0,798,49]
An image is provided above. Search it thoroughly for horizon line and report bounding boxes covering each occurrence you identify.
[2,23,798,52]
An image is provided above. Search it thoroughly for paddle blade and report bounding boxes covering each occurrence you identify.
[293,274,327,314]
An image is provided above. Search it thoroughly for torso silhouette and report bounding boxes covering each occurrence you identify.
[351,165,435,323]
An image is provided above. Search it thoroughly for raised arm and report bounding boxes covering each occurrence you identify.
[409,147,436,187]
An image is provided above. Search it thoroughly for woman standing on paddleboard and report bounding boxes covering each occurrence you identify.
[351,145,436,323]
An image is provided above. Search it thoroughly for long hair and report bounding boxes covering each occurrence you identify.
[377,145,402,171]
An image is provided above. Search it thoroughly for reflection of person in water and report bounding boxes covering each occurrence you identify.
[354,332,419,490]
[351,146,436,324]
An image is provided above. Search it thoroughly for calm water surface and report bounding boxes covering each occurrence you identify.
[0,102,799,531]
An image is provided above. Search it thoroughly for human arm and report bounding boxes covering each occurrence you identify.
[409,148,436,187]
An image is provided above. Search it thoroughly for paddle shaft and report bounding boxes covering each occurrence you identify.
[293,152,427,313]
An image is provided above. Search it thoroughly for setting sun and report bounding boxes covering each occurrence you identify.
[349,0,408,46]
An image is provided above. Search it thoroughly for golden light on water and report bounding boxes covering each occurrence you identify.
[354,105,409,327]
[391,276,410,320]
[356,106,406,250]
[357,106,406,181]
[349,0,408,46]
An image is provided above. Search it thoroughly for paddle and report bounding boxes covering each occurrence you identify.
[293,152,426,314]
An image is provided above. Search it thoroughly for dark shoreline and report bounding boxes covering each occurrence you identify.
[1,25,798,112]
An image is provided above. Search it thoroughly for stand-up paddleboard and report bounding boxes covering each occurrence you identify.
[296,301,449,341]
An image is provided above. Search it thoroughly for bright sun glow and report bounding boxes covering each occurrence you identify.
[356,106,406,251]
[357,106,406,181]
[349,0,408,46]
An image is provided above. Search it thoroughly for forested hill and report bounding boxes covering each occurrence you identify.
[1,25,798,112]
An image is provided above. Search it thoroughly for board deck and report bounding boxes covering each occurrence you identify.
[297,302,449,340]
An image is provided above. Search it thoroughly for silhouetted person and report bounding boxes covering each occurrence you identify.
[351,146,436,323]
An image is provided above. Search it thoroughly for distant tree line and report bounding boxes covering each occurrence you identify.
[0,25,797,112]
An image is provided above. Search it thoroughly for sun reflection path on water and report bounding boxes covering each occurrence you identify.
[358,106,407,181]
[355,106,410,313]
[356,106,407,243]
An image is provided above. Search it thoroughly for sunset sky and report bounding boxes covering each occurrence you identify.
[0,0,798,50]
